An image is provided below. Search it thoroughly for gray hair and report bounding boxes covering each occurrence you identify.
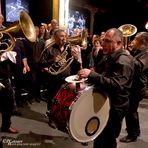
[53,28,66,37]
[106,28,123,43]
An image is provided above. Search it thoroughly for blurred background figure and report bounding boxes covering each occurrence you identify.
[120,32,148,143]
[0,14,5,29]
[48,19,59,38]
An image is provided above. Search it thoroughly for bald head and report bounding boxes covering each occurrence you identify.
[50,19,58,30]
[51,19,58,24]
[101,28,124,55]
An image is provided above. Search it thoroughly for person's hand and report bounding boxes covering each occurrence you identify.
[42,67,49,73]
[53,55,62,62]
[71,45,82,63]
[78,68,91,78]
[23,65,30,74]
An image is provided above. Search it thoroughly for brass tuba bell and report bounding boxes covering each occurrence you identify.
[118,24,137,49]
[68,28,88,50]
[0,11,36,56]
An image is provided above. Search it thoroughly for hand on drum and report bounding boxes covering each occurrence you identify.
[78,68,91,79]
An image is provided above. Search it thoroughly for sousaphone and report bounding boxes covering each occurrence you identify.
[118,24,137,49]
[0,11,36,56]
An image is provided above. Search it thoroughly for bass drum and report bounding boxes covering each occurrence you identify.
[48,83,110,143]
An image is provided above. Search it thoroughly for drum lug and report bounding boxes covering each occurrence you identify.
[69,103,73,110]
[69,97,78,110]
[81,142,88,146]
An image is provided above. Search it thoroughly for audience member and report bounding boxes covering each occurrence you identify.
[91,37,103,67]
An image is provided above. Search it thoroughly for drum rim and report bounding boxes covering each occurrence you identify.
[68,87,110,143]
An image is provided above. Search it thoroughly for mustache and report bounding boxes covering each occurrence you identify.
[62,39,67,43]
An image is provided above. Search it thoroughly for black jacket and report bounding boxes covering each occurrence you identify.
[132,48,148,100]
[39,43,81,79]
[88,48,135,112]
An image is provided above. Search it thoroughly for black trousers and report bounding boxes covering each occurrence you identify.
[44,74,65,110]
[0,79,15,130]
[12,65,24,105]
[125,97,140,137]
[93,109,126,148]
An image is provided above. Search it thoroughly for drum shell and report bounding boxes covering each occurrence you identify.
[48,83,110,143]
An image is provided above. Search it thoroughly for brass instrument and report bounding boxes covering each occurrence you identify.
[0,11,36,56]
[48,44,74,75]
[118,24,137,49]
[44,29,88,75]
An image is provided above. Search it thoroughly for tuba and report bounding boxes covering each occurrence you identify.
[44,29,88,75]
[0,11,36,57]
[118,24,137,50]
[68,28,88,50]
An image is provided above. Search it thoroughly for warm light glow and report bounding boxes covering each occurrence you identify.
[145,21,148,30]
[0,0,1,14]
[52,0,59,20]
[59,0,69,31]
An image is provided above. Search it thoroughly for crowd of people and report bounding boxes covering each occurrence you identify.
[0,11,148,148]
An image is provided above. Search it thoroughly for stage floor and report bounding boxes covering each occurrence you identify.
[0,99,148,148]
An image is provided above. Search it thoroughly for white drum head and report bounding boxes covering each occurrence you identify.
[68,87,110,143]
[65,75,87,83]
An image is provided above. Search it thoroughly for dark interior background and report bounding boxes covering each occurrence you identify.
[1,0,148,34]
[70,0,148,34]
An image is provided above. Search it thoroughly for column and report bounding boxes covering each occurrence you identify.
[52,0,59,20]
[59,0,69,30]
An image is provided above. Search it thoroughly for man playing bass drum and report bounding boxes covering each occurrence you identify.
[78,28,135,148]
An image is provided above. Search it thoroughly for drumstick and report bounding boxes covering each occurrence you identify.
[75,45,83,70]
[80,63,83,70]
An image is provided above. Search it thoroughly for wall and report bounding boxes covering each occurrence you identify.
[29,0,52,26]
[0,0,53,26]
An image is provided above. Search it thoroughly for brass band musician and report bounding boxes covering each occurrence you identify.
[0,14,18,133]
[39,28,82,127]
